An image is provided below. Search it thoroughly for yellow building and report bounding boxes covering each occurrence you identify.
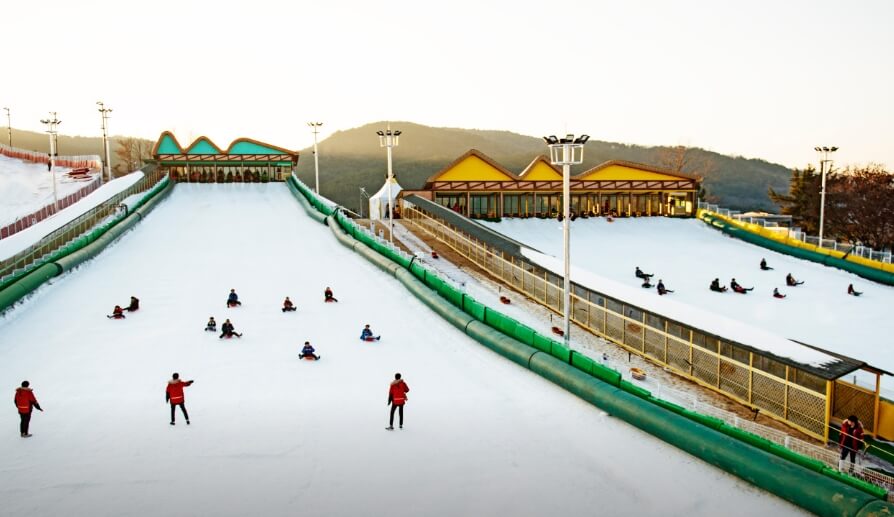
[401,149,700,219]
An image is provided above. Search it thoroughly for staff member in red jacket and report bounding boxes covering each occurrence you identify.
[165,373,194,426]
[386,373,410,430]
[14,380,43,438]
[839,415,864,472]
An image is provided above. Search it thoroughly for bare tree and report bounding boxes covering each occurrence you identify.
[656,145,718,202]
[113,137,153,177]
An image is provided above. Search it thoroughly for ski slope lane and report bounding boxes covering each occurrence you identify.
[486,217,894,385]
[0,185,804,516]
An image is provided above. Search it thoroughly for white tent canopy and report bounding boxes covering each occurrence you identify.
[368,177,402,220]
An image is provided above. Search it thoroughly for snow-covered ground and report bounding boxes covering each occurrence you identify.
[0,171,143,261]
[484,217,894,390]
[0,154,88,226]
[0,185,805,516]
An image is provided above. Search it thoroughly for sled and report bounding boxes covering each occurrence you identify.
[431,251,439,259]
[324,299,337,303]
[362,336,381,342]
[499,296,511,305]
[551,326,564,337]
[631,367,647,381]
[301,355,320,361]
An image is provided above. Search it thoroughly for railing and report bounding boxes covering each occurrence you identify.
[1,177,102,240]
[698,201,893,264]
[0,166,164,284]
[0,143,102,169]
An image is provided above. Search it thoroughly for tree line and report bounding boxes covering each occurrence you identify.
[769,165,894,251]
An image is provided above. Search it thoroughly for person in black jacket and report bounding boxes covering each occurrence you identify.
[635,267,653,280]
[786,273,804,286]
[730,278,753,294]
[219,319,242,339]
[126,296,140,312]
[657,279,674,295]
[710,278,728,292]
[760,258,773,271]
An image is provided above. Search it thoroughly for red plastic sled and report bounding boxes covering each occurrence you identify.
[551,326,564,337]
[431,251,439,259]
[499,296,511,305]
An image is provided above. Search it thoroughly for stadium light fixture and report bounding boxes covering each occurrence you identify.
[40,112,62,210]
[308,122,323,194]
[815,145,838,245]
[376,123,400,245]
[97,101,112,184]
[545,132,588,349]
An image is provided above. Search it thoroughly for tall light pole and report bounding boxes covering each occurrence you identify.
[40,112,62,210]
[359,187,369,218]
[814,146,838,245]
[376,125,401,245]
[97,102,113,184]
[3,107,10,147]
[544,133,589,349]
[308,122,323,194]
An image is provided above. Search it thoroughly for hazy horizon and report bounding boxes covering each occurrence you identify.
[3,0,891,170]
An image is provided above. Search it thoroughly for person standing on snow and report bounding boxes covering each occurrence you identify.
[386,373,410,430]
[14,381,43,438]
[166,373,194,426]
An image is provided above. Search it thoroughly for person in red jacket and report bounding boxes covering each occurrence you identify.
[165,373,194,426]
[386,373,410,430]
[14,380,43,438]
[839,415,865,472]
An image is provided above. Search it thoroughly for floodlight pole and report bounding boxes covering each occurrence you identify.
[3,107,10,147]
[97,102,112,184]
[814,146,838,245]
[41,112,62,210]
[545,134,588,350]
[308,122,323,194]
[377,124,401,245]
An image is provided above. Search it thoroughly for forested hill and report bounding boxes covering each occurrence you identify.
[294,121,792,214]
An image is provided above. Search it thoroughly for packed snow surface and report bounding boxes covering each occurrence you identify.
[0,171,143,260]
[484,218,894,383]
[0,185,804,516]
[0,154,85,226]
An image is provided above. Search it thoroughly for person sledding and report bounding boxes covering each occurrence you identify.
[226,289,242,308]
[785,273,804,287]
[657,279,674,295]
[219,318,242,339]
[710,278,728,292]
[205,316,217,332]
[360,324,381,342]
[641,278,653,289]
[760,258,774,271]
[107,305,126,319]
[324,287,338,303]
[126,296,140,312]
[300,341,320,360]
[773,288,786,299]
[848,284,863,297]
[730,278,753,294]
[282,296,296,312]
[635,266,653,280]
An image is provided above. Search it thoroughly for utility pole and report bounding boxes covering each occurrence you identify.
[97,101,113,184]
[308,122,323,194]
[40,112,62,210]
[376,124,401,245]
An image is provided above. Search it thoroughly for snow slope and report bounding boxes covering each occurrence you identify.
[484,218,894,385]
[0,185,804,516]
[0,154,86,226]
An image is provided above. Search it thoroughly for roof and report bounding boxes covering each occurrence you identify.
[423,149,519,187]
[574,160,698,181]
[152,131,298,158]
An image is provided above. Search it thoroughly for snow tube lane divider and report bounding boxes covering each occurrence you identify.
[0,178,173,313]
[292,176,894,514]
[321,213,888,517]
[700,212,894,286]
[287,177,328,225]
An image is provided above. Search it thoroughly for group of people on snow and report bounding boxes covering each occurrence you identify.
[107,296,139,319]
[635,267,673,295]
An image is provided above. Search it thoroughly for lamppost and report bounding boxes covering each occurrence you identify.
[40,112,62,210]
[543,133,589,349]
[359,187,369,218]
[308,122,323,194]
[376,125,401,245]
[97,102,112,184]
[3,107,10,147]
[814,146,838,245]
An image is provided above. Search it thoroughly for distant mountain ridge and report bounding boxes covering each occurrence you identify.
[296,122,791,213]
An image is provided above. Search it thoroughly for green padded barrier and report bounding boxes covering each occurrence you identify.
[619,379,653,399]
[648,396,687,415]
[678,408,725,430]
[531,334,553,354]
[591,362,622,387]
[466,321,540,369]
[550,342,571,363]
[821,467,890,500]
[462,296,486,321]
[527,351,885,516]
[287,178,328,225]
[0,263,62,312]
[512,323,536,346]
[393,269,477,331]
[571,352,595,373]
[856,500,894,517]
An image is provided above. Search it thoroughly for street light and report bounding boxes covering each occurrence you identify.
[376,124,401,245]
[3,107,10,147]
[359,187,370,218]
[308,122,323,194]
[40,112,62,210]
[97,102,113,184]
[814,146,838,245]
[543,132,588,350]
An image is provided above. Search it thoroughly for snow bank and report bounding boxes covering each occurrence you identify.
[0,154,88,226]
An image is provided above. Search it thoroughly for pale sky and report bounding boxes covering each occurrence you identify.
[3,0,891,169]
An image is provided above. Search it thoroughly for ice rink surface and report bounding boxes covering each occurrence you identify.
[0,185,805,516]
